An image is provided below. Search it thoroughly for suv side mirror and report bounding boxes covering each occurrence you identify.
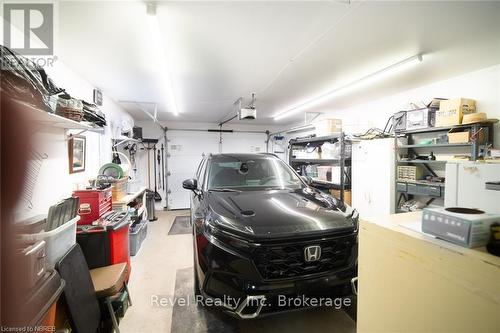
[300,176,313,186]
[182,178,198,191]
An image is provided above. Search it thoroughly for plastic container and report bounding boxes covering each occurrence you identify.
[129,221,147,256]
[140,220,148,243]
[129,222,143,256]
[19,216,79,268]
[16,214,47,234]
[26,269,65,327]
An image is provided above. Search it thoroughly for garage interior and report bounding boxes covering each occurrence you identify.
[1,1,500,332]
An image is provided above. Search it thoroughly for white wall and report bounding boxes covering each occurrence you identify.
[16,62,133,220]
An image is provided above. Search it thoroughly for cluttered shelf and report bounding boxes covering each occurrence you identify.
[289,134,343,146]
[397,159,447,164]
[288,130,351,203]
[401,121,496,134]
[397,142,472,149]
[15,99,105,132]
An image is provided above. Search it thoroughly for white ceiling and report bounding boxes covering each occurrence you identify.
[57,1,500,125]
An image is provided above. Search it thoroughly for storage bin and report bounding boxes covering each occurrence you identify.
[19,216,79,268]
[11,269,65,328]
[129,221,147,256]
[397,165,423,181]
[112,177,129,201]
[140,220,148,243]
[129,223,143,256]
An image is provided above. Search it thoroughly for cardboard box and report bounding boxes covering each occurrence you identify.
[329,189,351,206]
[314,119,342,136]
[447,130,470,144]
[436,98,476,127]
[447,127,485,145]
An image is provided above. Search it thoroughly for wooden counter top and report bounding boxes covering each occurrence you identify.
[360,211,500,268]
[357,212,500,333]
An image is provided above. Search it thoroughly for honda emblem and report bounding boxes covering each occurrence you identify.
[304,245,321,262]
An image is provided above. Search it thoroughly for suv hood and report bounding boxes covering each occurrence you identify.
[206,188,356,239]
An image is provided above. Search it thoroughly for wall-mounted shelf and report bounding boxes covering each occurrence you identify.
[17,100,104,132]
[398,143,471,149]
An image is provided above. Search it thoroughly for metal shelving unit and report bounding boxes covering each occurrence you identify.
[394,121,495,213]
[288,133,351,201]
[399,143,471,149]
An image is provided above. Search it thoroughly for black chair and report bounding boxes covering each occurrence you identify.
[56,244,131,333]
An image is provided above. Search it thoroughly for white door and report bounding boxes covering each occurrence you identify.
[220,132,267,154]
[167,131,268,209]
[167,131,219,209]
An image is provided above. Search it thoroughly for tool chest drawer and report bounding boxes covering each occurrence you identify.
[72,188,112,225]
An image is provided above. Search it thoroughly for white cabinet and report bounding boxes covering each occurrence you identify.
[352,138,395,218]
[445,162,500,214]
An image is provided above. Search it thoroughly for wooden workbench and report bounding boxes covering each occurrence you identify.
[357,212,500,333]
[112,186,147,213]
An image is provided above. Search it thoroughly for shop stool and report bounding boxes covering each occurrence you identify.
[90,263,132,332]
[56,244,131,333]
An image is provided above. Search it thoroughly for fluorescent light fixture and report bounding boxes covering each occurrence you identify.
[273,54,423,121]
[146,4,179,116]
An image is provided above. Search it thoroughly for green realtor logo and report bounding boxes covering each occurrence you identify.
[3,3,54,55]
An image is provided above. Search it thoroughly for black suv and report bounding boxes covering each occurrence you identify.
[183,153,358,318]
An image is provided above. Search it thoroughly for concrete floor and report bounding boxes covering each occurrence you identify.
[120,210,356,333]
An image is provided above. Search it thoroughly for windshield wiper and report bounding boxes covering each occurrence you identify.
[208,188,241,192]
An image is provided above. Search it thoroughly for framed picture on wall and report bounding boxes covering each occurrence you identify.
[68,135,86,173]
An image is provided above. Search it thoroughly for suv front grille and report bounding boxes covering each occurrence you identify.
[253,235,355,280]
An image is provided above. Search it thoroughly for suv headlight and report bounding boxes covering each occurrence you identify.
[203,219,253,253]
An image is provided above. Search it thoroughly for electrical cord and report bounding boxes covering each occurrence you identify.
[352,114,396,140]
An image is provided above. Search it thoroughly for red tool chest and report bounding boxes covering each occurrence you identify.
[72,188,112,225]
[76,211,131,280]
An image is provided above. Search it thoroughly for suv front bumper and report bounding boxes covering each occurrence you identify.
[195,232,358,318]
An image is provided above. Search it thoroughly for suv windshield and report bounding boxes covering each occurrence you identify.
[207,156,304,191]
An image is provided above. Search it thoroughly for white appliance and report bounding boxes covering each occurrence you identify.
[445,162,500,214]
[352,138,395,218]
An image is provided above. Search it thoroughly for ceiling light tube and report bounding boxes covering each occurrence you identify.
[273,54,423,121]
[146,5,179,116]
